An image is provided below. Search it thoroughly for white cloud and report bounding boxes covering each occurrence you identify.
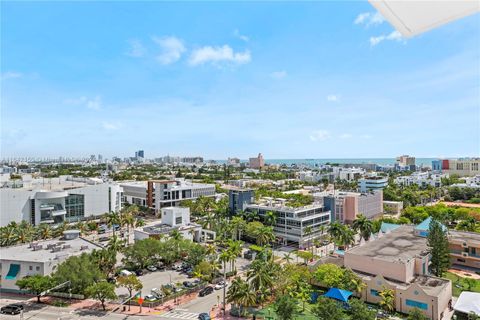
[102,121,122,130]
[354,12,385,27]
[339,133,352,139]
[234,29,249,42]
[270,70,287,79]
[152,36,186,65]
[126,39,146,57]
[309,130,331,142]
[327,94,340,102]
[1,71,23,80]
[360,134,373,139]
[189,45,251,66]
[65,96,102,110]
[370,30,403,46]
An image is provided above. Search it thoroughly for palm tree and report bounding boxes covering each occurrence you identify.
[247,259,274,294]
[256,226,275,247]
[227,240,243,272]
[243,210,259,223]
[108,235,124,252]
[350,277,366,297]
[338,227,355,249]
[53,221,68,238]
[121,212,135,244]
[352,214,374,241]
[37,223,52,240]
[134,218,145,228]
[16,221,34,243]
[304,225,313,253]
[379,287,395,313]
[328,221,344,247]
[0,224,17,246]
[264,211,277,226]
[231,216,246,240]
[227,277,256,316]
[282,252,294,264]
[75,221,88,236]
[105,212,121,237]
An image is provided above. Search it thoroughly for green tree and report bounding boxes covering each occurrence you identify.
[313,263,344,288]
[91,249,117,278]
[274,294,298,320]
[116,275,142,311]
[16,275,56,303]
[122,238,162,270]
[378,287,395,313]
[85,281,117,310]
[295,250,313,265]
[227,277,257,316]
[427,218,450,277]
[54,253,104,294]
[256,225,275,247]
[352,214,374,241]
[312,296,345,320]
[407,308,428,320]
[348,298,376,320]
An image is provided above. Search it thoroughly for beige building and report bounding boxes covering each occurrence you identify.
[249,153,265,169]
[344,225,452,320]
[448,230,480,271]
[443,158,480,177]
[397,155,416,166]
[383,200,404,217]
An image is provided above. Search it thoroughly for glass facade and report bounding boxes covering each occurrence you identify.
[65,194,85,221]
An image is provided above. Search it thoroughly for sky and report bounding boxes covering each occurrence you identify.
[1,1,479,160]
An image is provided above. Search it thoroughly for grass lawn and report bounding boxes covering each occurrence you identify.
[255,302,317,320]
[444,272,480,297]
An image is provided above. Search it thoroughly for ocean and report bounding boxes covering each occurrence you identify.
[215,158,436,167]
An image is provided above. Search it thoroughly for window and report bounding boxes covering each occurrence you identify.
[370,289,379,296]
[406,299,428,310]
[36,266,40,271]
[29,266,33,271]
[65,194,85,221]
[175,216,182,225]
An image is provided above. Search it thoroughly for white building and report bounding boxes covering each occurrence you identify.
[121,179,215,213]
[332,167,365,181]
[245,202,331,248]
[0,175,123,227]
[394,172,443,188]
[134,207,215,243]
[451,175,480,189]
[0,232,101,292]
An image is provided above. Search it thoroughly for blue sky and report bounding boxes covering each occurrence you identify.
[1,1,479,159]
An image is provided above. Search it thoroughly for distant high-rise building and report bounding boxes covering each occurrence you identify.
[396,155,416,166]
[441,158,480,177]
[98,154,103,162]
[135,150,144,159]
[249,153,265,169]
[90,154,96,161]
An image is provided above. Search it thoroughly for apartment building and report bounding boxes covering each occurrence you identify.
[441,158,480,177]
[358,176,388,192]
[1,231,101,292]
[448,230,480,271]
[322,190,383,223]
[249,153,265,169]
[332,167,365,181]
[397,155,416,167]
[0,175,123,227]
[344,225,452,320]
[394,172,443,188]
[228,188,255,214]
[383,200,404,217]
[121,179,215,213]
[245,202,331,248]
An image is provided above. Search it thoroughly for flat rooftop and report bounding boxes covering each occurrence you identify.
[0,237,101,263]
[449,230,480,243]
[346,225,428,263]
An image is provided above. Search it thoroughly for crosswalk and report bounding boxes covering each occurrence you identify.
[160,309,200,319]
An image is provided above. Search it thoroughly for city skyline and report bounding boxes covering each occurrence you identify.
[2,1,479,159]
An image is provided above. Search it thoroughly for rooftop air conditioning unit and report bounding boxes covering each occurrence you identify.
[462,252,469,257]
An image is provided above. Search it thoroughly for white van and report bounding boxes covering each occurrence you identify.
[119,270,133,277]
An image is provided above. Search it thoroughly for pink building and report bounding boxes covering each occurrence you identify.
[344,225,452,320]
[322,190,383,224]
[249,153,265,169]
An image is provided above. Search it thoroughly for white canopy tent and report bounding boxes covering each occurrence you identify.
[369,0,480,37]
[454,292,480,315]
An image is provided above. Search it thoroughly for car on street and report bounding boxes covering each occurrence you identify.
[119,269,133,277]
[192,279,201,285]
[214,281,227,290]
[146,265,157,272]
[144,294,157,301]
[1,304,22,315]
[99,236,109,242]
[198,286,214,297]
[198,313,211,320]
[135,269,144,276]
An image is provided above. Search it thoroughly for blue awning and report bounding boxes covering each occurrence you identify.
[5,264,20,280]
[380,222,400,233]
[415,217,447,235]
[323,288,353,303]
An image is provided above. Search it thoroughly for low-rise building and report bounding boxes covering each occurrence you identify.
[448,230,480,271]
[228,188,254,214]
[133,207,215,243]
[358,176,388,192]
[245,202,330,248]
[0,231,101,292]
[122,179,215,213]
[0,175,123,227]
[344,225,452,320]
[394,172,443,188]
[322,190,383,223]
[383,200,404,217]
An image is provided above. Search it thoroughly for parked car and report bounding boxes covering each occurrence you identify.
[199,286,214,297]
[151,288,164,298]
[243,251,253,260]
[192,279,201,285]
[99,236,109,242]
[119,269,133,277]
[214,281,227,290]
[198,313,211,320]
[1,305,22,315]
[135,269,144,276]
[146,265,157,272]
[144,294,156,301]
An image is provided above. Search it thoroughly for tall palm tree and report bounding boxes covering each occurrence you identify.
[256,226,275,247]
[339,227,355,249]
[304,225,313,253]
[282,252,294,264]
[264,211,277,226]
[328,221,344,246]
[227,240,243,272]
[227,277,257,316]
[105,212,121,237]
[352,214,374,241]
[231,216,246,240]
[247,259,274,294]
[134,218,145,228]
[121,212,135,244]
[0,224,17,246]
[16,221,34,244]
[379,287,395,313]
